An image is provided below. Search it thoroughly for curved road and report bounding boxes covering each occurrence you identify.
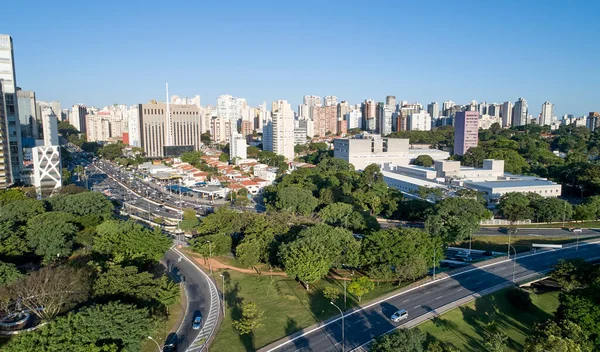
[261,240,600,352]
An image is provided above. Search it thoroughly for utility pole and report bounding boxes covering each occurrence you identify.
[330,302,344,352]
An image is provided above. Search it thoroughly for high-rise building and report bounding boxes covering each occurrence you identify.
[442,101,455,116]
[362,99,376,131]
[0,35,22,183]
[41,108,59,146]
[386,96,397,108]
[512,98,528,127]
[240,120,253,143]
[540,101,554,126]
[500,102,512,127]
[17,89,39,139]
[0,82,11,188]
[50,101,61,119]
[346,110,363,130]
[138,102,202,158]
[408,112,432,131]
[263,100,294,160]
[229,131,247,163]
[217,95,247,122]
[32,102,61,194]
[210,117,232,144]
[324,96,337,107]
[454,111,479,156]
[303,95,322,107]
[427,102,439,119]
[377,103,393,136]
[313,105,338,137]
[478,102,488,116]
[71,104,87,133]
[125,106,141,147]
[588,112,600,132]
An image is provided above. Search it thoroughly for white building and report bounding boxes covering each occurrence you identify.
[346,109,363,130]
[540,101,554,126]
[217,95,247,122]
[512,98,528,127]
[479,114,501,130]
[501,101,512,127]
[427,102,439,120]
[41,110,59,146]
[229,131,247,163]
[32,146,62,193]
[210,116,231,144]
[378,104,394,136]
[71,104,87,133]
[263,100,295,160]
[324,95,337,107]
[126,105,141,147]
[408,111,432,131]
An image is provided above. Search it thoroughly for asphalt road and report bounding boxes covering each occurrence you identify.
[475,227,600,237]
[264,241,600,352]
[163,248,211,350]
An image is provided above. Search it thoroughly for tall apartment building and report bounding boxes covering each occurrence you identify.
[210,117,231,144]
[442,101,455,116]
[240,120,253,143]
[0,35,22,183]
[42,110,59,147]
[488,103,500,118]
[0,82,11,188]
[362,99,376,131]
[454,111,479,156]
[346,110,363,130]
[377,103,393,136]
[540,101,554,126]
[588,112,600,132]
[477,102,488,116]
[263,100,294,160]
[427,102,439,119]
[501,101,512,127]
[313,105,338,137]
[138,102,202,158]
[324,95,337,107]
[17,89,39,139]
[386,96,397,108]
[217,95,246,122]
[125,106,141,147]
[512,98,528,127]
[71,104,87,133]
[408,112,432,131]
[229,131,247,163]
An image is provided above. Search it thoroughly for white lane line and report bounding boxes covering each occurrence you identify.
[264,240,600,352]
[413,305,421,309]
[435,296,443,300]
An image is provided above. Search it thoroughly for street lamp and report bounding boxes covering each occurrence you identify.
[509,244,517,283]
[468,229,472,254]
[206,240,213,274]
[220,274,226,316]
[147,336,161,352]
[343,272,353,310]
[330,302,344,352]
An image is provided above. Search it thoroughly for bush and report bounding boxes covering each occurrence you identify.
[507,288,532,310]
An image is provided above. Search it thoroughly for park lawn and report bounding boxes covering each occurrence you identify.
[418,288,560,352]
[140,292,185,352]
[210,269,402,352]
[454,235,592,253]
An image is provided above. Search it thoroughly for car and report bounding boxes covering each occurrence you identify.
[390,309,408,322]
[571,228,583,233]
[192,315,202,330]
[455,251,472,262]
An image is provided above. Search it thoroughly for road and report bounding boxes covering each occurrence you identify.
[476,226,600,237]
[262,240,600,352]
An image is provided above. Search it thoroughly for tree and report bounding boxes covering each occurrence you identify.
[26,212,79,263]
[488,149,529,174]
[0,266,90,320]
[201,132,211,145]
[497,192,535,223]
[57,121,79,136]
[219,153,230,162]
[62,169,73,185]
[532,198,573,223]
[48,191,114,217]
[0,261,22,286]
[551,259,593,292]
[279,235,332,290]
[0,198,46,224]
[371,329,425,352]
[323,287,340,302]
[247,146,261,158]
[425,198,492,243]
[156,277,180,312]
[93,220,171,265]
[526,320,591,352]
[274,187,318,215]
[0,189,27,206]
[179,208,200,231]
[0,221,27,256]
[347,276,374,302]
[191,233,232,257]
[232,300,264,335]
[461,146,487,168]
[180,151,204,167]
[4,302,153,352]
[92,265,161,304]
[484,332,508,352]
[413,155,434,167]
[97,143,124,160]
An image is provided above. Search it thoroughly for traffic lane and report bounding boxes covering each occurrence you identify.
[475,227,599,237]
[164,249,211,351]
[273,243,600,352]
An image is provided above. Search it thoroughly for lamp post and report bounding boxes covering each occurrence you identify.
[206,240,213,274]
[468,229,472,254]
[330,302,344,352]
[343,272,353,310]
[147,336,161,352]
[220,274,226,316]
[509,244,517,283]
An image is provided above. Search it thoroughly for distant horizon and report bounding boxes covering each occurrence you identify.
[3,0,598,117]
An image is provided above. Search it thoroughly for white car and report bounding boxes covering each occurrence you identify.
[390,309,408,322]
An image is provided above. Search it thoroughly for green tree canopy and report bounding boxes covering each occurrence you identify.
[0,261,23,286]
[0,189,28,206]
[93,265,162,305]
[347,276,374,302]
[371,328,425,352]
[48,192,114,217]
[232,300,264,335]
[26,212,79,263]
[0,198,46,224]
[413,155,434,167]
[425,198,492,243]
[274,187,318,215]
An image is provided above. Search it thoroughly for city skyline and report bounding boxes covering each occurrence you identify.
[2,0,598,117]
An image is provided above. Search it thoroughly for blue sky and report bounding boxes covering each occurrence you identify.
[2,0,598,117]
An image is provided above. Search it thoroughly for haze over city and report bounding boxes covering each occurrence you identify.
[3,0,599,116]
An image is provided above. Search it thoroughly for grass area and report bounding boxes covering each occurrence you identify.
[210,269,403,352]
[418,288,560,352]
[140,292,185,352]
[216,256,286,273]
[482,221,600,229]
[454,235,591,253]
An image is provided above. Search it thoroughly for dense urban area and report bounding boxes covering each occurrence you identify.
[1,10,600,352]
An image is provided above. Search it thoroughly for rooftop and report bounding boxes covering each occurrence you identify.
[464,178,559,188]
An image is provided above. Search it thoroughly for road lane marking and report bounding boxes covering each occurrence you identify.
[413,305,421,309]
[435,296,443,300]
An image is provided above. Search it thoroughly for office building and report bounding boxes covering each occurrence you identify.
[0,35,22,183]
[263,100,294,160]
[138,101,202,158]
[333,134,449,171]
[50,101,61,119]
[540,101,554,126]
[229,131,247,163]
[512,98,528,127]
[17,89,39,139]
[313,105,337,137]
[408,111,432,131]
[442,101,455,116]
[427,102,439,119]
[454,111,479,156]
[71,104,87,133]
[501,101,512,127]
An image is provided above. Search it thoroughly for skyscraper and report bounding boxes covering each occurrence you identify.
[386,95,397,108]
[313,105,338,137]
[512,98,528,127]
[408,112,432,131]
[229,130,247,163]
[324,96,337,107]
[71,104,87,133]
[0,35,22,183]
[454,111,479,156]
[501,101,512,127]
[540,101,554,126]
[42,110,59,147]
[377,103,393,136]
[442,101,455,116]
[427,102,440,119]
[17,89,39,139]
[362,99,376,131]
[263,100,294,160]
[0,82,11,188]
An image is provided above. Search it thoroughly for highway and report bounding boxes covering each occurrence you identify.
[476,226,599,237]
[262,240,600,352]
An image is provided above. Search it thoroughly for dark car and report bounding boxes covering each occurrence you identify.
[192,315,202,330]
[163,333,178,352]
